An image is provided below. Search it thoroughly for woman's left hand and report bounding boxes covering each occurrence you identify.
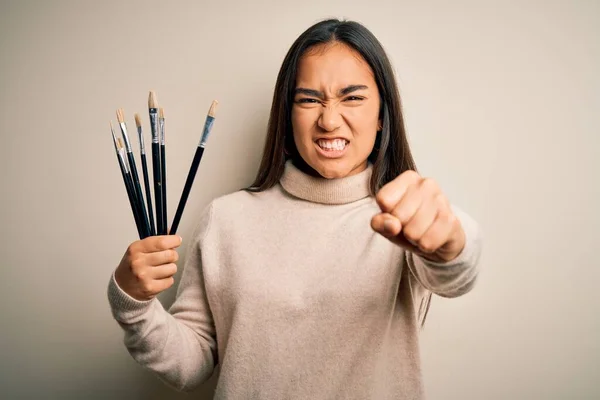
[371,170,466,263]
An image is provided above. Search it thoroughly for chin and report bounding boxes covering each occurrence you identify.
[312,160,353,180]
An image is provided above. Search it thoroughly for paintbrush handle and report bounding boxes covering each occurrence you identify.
[123,171,144,239]
[127,152,151,238]
[116,148,144,239]
[160,144,167,235]
[152,142,164,235]
[170,146,204,235]
[141,154,156,236]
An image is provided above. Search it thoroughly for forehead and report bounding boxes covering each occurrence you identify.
[296,42,376,88]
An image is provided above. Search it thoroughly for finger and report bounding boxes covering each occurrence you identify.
[375,170,421,212]
[150,277,175,294]
[418,208,456,254]
[371,213,402,237]
[141,235,183,253]
[150,263,178,280]
[145,249,179,266]
[372,213,420,252]
[402,196,439,246]
[390,182,423,225]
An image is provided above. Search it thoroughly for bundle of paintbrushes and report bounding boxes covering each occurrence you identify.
[109,91,218,239]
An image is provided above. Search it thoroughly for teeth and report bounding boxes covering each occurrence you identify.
[317,139,347,151]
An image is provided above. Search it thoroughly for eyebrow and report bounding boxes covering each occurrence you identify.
[294,85,368,99]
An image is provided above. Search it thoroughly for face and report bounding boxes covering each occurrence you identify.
[291,42,381,179]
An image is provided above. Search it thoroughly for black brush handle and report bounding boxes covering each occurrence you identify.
[170,146,204,235]
[141,154,156,236]
[123,170,144,239]
[152,142,164,236]
[160,144,167,235]
[126,151,151,238]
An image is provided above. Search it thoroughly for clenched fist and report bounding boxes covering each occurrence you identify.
[371,170,465,263]
[115,235,183,301]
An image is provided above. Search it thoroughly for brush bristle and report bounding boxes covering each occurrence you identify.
[208,100,218,118]
[116,109,125,123]
[159,108,165,118]
[134,113,142,128]
[148,91,157,108]
[117,138,124,149]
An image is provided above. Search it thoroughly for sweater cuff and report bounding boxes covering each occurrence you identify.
[107,270,155,322]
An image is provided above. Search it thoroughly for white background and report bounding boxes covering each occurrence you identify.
[1,0,598,398]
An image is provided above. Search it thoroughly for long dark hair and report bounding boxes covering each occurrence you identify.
[246,18,432,327]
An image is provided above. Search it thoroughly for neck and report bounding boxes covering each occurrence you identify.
[279,159,373,205]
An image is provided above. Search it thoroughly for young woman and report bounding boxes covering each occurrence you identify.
[108,18,482,399]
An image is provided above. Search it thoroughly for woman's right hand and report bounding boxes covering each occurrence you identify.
[114,235,183,301]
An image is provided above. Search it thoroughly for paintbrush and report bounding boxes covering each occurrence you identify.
[116,108,151,238]
[170,100,218,235]
[148,91,164,236]
[135,113,156,236]
[111,122,143,239]
[159,107,167,235]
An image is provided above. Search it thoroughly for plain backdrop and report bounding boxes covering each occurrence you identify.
[1,0,598,399]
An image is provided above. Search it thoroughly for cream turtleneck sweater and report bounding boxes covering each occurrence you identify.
[107,160,482,399]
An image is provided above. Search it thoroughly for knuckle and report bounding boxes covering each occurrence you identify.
[420,177,438,193]
[125,243,138,258]
[393,207,408,224]
[434,193,447,208]
[132,265,147,281]
[441,211,456,226]
[419,238,436,253]
[404,170,420,180]
[376,192,394,210]
[130,256,143,270]
[403,226,418,242]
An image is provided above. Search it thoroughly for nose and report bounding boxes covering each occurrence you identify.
[317,105,342,132]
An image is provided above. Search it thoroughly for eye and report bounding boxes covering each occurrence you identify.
[344,96,364,102]
[296,98,320,104]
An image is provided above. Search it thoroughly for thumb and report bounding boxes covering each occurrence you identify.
[371,213,402,237]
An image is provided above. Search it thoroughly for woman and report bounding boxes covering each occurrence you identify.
[108,18,482,399]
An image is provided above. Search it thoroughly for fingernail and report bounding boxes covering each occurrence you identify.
[178,236,183,243]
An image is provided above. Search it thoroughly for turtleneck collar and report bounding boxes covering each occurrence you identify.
[279,160,373,205]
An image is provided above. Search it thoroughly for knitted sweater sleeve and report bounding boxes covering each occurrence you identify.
[405,204,483,298]
[106,203,217,392]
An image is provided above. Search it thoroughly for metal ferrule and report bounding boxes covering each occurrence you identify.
[118,147,129,173]
[199,115,215,148]
[149,110,159,144]
[137,127,146,154]
[159,118,165,146]
[119,122,132,153]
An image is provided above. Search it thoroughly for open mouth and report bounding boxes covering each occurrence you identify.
[316,138,348,151]
[314,138,349,159]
